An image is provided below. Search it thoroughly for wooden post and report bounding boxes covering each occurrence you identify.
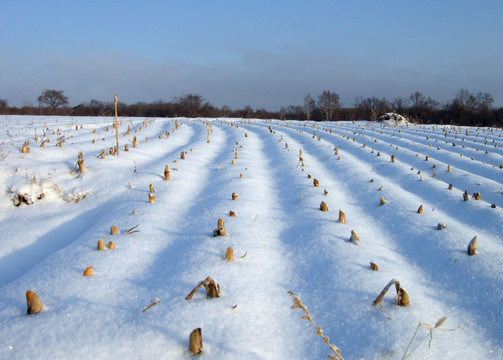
[114,93,119,157]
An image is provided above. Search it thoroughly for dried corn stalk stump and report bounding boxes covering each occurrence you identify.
[186,277,220,300]
[372,279,409,307]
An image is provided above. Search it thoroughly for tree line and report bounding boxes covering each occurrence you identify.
[1,88,502,127]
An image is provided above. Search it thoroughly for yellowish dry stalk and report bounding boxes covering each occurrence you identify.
[320,201,329,212]
[417,205,424,214]
[467,236,477,256]
[133,136,137,148]
[26,290,43,314]
[213,218,227,236]
[229,210,236,217]
[164,165,170,180]
[401,317,460,360]
[372,279,410,307]
[97,239,105,251]
[391,154,395,163]
[370,262,379,271]
[186,277,220,300]
[111,225,118,235]
[338,210,346,223]
[232,192,238,200]
[149,193,155,203]
[349,230,360,245]
[380,197,386,206]
[180,151,185,160]
[142,298,160,313]
[22,141,30,154]
[189,328,203,355]
[149,184,155,193]
[313,178,319,187]
[288,291,344,360]
[83,266,93,276]
[225,247,234,262]
[107,241,115,250]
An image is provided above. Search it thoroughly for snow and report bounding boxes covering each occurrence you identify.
[0,115,502,359]
[379,112,409,126]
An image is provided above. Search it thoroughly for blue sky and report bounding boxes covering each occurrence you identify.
[1,0,502,110]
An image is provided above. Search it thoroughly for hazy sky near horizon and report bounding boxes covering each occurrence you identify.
[1,0,502,110]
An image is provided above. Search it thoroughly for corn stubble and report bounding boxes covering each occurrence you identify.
[186,277,220,300]
[372,279,409,307]
[189,328,203,355]
[26,290,43,314]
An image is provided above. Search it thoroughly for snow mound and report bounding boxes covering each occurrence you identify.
[378,112,409,126]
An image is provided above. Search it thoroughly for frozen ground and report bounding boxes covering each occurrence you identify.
[0,115,502,359]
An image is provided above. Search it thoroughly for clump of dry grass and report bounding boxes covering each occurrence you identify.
[107,241,115,249]
[232,192,238,200]
[320,201,329,212]
[401,317,460,360]
[380,197,386,206]
[111,225,118,235]
[97,239,105,251]
[288,291,344,360]
[313,178,319,187]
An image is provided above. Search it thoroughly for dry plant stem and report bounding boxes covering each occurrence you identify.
[114,93,119,156]
[373,279,396,306]
[186,277,221,300]
[467,236,477,256]
[26,290,43,314]
[189,328,203,355]
[225,247,234,261]
[338,210,346,223]
[126,224,140,234]
[288,291,344,360]
[142,298,161,313]
[83,266,93,276]
[97,239,105,251]
[401,317,460,360]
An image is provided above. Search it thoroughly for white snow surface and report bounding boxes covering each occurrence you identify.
[0,116,502,359]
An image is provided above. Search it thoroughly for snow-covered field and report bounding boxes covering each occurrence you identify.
[0,115,502,359]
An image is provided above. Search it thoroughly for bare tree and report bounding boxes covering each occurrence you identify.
[317,90,340,121]
[390,97,410,113]
[173,94,206,117]
[304,94,315,121]
[409,91,426,109]
[0,98,8,114]
[38,89,69,114]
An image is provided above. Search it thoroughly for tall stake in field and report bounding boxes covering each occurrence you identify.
[114,93,119,157]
